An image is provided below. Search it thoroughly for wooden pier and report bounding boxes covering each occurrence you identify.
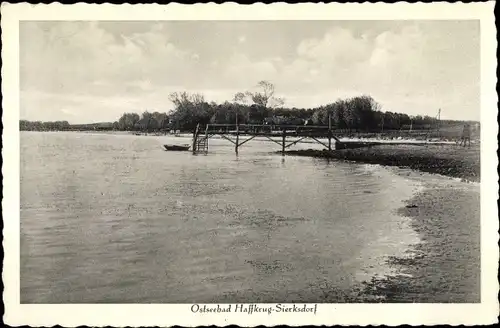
[192,119,341,155]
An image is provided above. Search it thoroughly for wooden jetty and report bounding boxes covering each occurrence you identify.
[192,116,342,155]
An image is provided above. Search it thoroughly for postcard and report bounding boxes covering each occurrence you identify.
[2,2,498,326]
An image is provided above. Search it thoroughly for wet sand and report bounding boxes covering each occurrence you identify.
[284,142,482,302]
[359,182,480,302]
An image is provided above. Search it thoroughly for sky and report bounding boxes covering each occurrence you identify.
[20,20,480,123]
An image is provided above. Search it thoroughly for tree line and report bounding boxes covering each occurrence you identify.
[20,120,71,131]
[159,81,466,133]
[20,81,473,133]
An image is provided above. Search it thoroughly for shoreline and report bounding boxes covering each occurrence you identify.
[283,145,481,302]
[20,131,481,303]
[21,130,466,143]
[281,143,480,182]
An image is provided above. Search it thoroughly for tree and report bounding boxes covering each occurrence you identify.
[383,112,400,130]
[234,80,284,109]
[233,81,285,123]
[118,113,140,130]
[311,107,327,125]
[349,95,378,131]
[151,111,168,131]
[139,111,153,131]
[168,92,211,131]
[169,92,205,109]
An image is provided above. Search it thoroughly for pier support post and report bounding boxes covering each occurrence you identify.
[282,128,286,156]
[235,124,239,154]
[192,124,199,154]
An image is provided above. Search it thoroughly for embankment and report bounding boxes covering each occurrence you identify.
[282,143,480,182]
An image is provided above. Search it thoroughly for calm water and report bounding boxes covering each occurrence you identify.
[21,131,421,303]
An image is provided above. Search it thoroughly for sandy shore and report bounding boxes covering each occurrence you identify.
[357,179,480,302]
[280,143,481,302]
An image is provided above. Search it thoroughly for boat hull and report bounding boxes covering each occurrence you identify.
[163,144,191,151]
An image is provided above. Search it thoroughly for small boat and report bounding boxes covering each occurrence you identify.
[163,144,191,151]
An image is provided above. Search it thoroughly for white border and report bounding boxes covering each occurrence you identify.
[2,2,498,326]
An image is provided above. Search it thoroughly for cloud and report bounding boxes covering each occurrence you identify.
[20,21,479,122]
[222,53,279,88]
[297,27,372,66]
[282,24,478,118]
[21,21,196,94]
[20,89,172,123]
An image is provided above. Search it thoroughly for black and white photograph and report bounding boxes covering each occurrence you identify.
[2,2,498,326]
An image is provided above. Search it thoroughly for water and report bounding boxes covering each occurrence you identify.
[21,131,421,303]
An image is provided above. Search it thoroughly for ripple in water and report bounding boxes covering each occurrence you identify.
[21,132,422,303]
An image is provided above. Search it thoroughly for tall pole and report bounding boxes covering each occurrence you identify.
[437,108,441,139]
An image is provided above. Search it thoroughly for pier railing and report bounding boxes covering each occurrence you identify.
[193,123,341,155]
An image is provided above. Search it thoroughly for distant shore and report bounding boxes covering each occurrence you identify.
[282,143,480,182]
[21,129,469,142]
[22,131,480,182]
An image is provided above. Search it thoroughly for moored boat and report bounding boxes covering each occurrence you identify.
[163,144,191,151]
